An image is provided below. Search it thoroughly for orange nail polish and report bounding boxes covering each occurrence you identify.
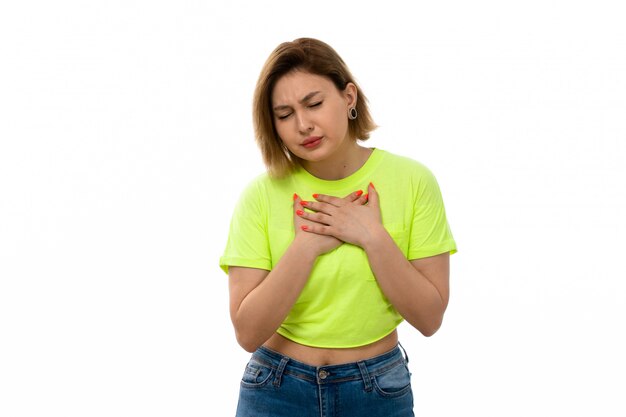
[364,193,369,201]
[312,193,319,198]
[296,209,304,216]
[301,225,308,231]
[300,201,308,206]
[369,182,375,189]
[293,193,299,201]
[356,190,363,197]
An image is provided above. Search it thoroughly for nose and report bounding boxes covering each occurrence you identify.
[296,112,313,134]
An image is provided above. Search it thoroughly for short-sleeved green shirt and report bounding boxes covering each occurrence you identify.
[220,148,456,348]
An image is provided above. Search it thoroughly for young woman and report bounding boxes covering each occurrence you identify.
[220,38,457,417]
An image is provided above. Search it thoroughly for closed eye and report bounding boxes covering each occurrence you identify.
[309,101,322,108]
[276,113,292,120]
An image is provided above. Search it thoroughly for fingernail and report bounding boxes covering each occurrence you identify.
[300,201,308,206]
[293,193,299,201]
[296,209,304,216]
[369,182,375,189]
[312,193,319,198]
[364,193,369,200]
[301,225,308,231]
[356,190,363,197]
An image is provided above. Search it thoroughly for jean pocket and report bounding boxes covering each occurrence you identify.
[373,361,412,398]
[240,359,274,388]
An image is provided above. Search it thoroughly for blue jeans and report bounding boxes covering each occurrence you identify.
[235,344,414,417]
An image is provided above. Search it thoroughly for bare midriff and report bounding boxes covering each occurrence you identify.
[262,329,399,366]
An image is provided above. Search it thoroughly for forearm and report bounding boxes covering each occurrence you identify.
[363,227,447,336]
[233,236,317,351]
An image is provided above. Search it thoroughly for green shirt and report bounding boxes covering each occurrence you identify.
[220,148,457,348]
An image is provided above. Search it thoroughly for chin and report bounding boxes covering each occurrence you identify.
[291,148,322,162]
[298,152,328,164]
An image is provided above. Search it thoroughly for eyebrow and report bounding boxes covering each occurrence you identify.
[273,91,321,111]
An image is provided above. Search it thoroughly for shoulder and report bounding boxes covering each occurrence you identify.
[375,149,446,205]
[242,171,270,191]
[242,171,295,193]
[232,172,270,210]
[376,148,438,183]
[236,171,296,204]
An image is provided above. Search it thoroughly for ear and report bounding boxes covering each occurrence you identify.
[343,82,358,108]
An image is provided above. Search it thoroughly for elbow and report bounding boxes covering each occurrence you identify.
[239,341,261,353]
[419,324,441,337]
[413,314,444,337]
[231,311,268,353]
[234,326,263,353]
[236,333,261,353]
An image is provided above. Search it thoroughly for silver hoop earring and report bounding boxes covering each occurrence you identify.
[348,107,358,120]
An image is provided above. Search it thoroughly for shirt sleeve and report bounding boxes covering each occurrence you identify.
[219,178,272,274]
[407,166,457,260]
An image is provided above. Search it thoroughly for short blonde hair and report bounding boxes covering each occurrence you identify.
[253,38,377,178]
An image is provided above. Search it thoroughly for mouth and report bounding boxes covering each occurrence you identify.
[302,136,323,149]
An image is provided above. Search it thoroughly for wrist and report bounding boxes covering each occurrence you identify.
[291,233,323,261]
[360,224,391,252]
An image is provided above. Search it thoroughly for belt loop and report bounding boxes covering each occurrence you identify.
[273,357,289,387]
[357,361,372,392]
[398,341,410,364]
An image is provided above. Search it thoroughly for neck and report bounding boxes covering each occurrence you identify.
[302,140,373,180]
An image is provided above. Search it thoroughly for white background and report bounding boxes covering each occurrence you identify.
[1,1,625,416]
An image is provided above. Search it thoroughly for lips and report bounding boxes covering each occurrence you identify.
[302,136,323,148]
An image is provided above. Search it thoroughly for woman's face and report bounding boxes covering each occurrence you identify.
[271,71,356,164]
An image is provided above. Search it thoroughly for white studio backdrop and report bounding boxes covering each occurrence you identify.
[1,1,625,416]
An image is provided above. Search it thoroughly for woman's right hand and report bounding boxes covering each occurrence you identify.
[293,191,366,257]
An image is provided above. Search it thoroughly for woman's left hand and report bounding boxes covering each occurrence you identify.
[297,182,383,248]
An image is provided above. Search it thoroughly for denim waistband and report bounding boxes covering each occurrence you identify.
[251,344,408,386]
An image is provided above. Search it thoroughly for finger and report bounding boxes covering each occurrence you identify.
[293,193,308,222]
[367,182,379,206]
[293,193,301,214]
[300,199,335,214]
[300,223,332,236]
[296,207,332,225]
[342,189,364,203]
[311,193,345,207]
[355,192,368,205]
